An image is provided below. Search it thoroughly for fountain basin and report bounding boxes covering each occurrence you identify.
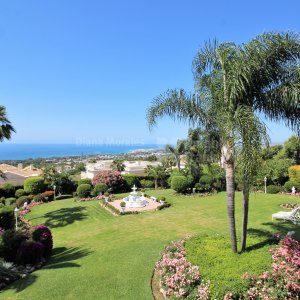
[123,195,148,208]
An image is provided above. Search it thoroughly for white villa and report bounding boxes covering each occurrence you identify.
[81,160,162,179]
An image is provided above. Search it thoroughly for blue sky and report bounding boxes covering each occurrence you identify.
[0,0,299,145]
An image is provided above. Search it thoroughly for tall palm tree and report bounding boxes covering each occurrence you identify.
[0,106,15,141]
[165,140,185,172]
[147,32,300,253]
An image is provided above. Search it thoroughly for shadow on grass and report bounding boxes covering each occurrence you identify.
[29,206,87,228]
[246,221,300,252]
[4,246,92,293]
[44,246,93,269]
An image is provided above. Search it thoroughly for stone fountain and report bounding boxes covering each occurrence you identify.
[123,185,148,208]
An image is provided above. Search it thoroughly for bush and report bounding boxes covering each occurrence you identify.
[140,179,154,188]
[288,165,300,182]
[92,183,108,196]
[283,180,300,192]
[171,176,189,193]
[24,177,45,195]
[0,229,28,262]
[92,171,124,192]
[78,178,92,186]
[266,184,281,194]
[32,225,53,257]
[16,240,45,265]
[1,183,15,198]
[16,196,31,207]
[76,184,92,198]
[199,174,213,185]
[15,189,26,198]
[123,174,140,190]
[5,197,16,206]
[39,191,55,202]
[0,206,14,230]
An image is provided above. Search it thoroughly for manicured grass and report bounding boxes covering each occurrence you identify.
[1,191,300,299]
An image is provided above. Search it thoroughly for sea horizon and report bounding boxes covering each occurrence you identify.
[0,143,164,161]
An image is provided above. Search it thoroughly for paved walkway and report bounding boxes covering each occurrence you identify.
[109,198,161,212]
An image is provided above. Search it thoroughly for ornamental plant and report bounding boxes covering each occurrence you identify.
[16,240,45,265]
[92,171,124,192]
[32,225,53,257]
[155,240,207,299]
[24,177,45,195]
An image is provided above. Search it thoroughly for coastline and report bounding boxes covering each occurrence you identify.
[0,143,165,162]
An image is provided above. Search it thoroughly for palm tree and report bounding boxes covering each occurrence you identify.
[112,159,125,172]
[147,32,300,253]
[0,106,15,141]
[165,140,185,172]
[145,165,167,189]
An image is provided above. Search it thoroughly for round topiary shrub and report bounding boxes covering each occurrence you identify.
[140,179,154,188]
[199,174,214,185]
[266,185,281,194]
[76,184,92,198]
[15,188,26,198]
[92,171,124,192]
[16,195,31,207]
[171,176,189,193]
[16,240,45,265]
[283,180,300,192]
[1,183,15,198]
[5,197,16,206]
[24,177,45,195]
[92,183,108,196]
[0,229,28,262]
[0,206,15,230]
[78,178,92,186]
[32,225,53,257]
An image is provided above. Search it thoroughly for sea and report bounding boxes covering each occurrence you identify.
[0,144,163,161]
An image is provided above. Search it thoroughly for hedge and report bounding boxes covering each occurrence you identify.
[288,165,300,182]
[171,176,189,193]
[24,177,45,195]
[76,184,92,198]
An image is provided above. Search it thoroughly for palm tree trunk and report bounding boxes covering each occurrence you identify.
[176,155,181,172]
[225,162,237,253]
[154,179,158,189]
[241,179,250,252]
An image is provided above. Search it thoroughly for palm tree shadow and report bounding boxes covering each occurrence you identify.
[4,246,92,293]
[245,228,278,252]
[29,206,87,228]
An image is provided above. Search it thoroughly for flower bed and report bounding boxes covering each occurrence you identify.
[155,240,209,299]
[19,201,44,216]
[280,203,300,209]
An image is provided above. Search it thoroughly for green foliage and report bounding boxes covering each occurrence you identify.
[78,178,92,186]
[276,135,300,163]
[257,159,294,186]
[74,162,86,173]
[123,174,140,190]
[266,185,281,194]
[0,229,28,262]
[185,235,275,299]
[288,165,300,182]
[15,188,26,198]
[1,183,15,198]
[262,145,283,160]
[16,195,31,207]
[92,183,108,196]
[171,176,189,193]
[140,179,154,188]
[5,197,16,206]
[0,206,14,230]
[111,159,125,172]
[199,174,213,185]
[283,180,300,192]
[76,184,92,198]
[24,177,45,195]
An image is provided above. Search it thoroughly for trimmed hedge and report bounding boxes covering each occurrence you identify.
[5,198,16,206]
[284,180,300,192]
[171,176,189,193]
[0,207,15,230]
[78,178,92,186]
[288,165,300,182]
[92,183,108,196]
[15,189,26,198]
[266,185,281,194]
[76,184,92,198]
[123,174,140,189]
[24,177,45,195]
[140,179,154,188]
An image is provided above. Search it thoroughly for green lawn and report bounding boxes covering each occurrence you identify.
[1,190,300,300]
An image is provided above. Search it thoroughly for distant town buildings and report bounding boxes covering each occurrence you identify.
[81,160,162,179]
[0,163,42,185]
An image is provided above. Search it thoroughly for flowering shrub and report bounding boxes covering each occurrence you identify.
[155,240,209,299]
[16,240,45,265]
[242,237,300,299]
[79,194,114,202]
[92,171,124,192]
[32,225,53,257]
